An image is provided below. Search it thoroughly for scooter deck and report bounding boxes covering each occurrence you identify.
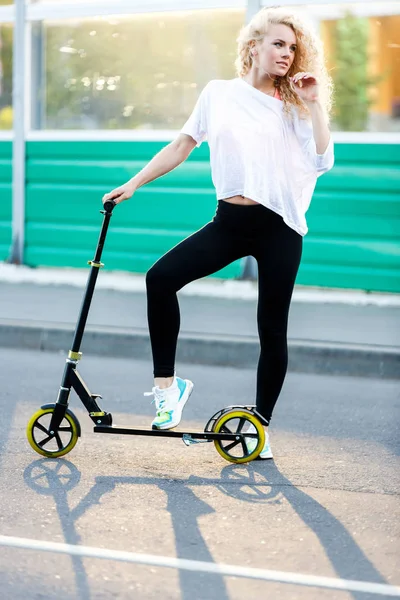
[93,425,258,441]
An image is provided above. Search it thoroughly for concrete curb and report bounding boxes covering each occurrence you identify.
[1,320,399,379]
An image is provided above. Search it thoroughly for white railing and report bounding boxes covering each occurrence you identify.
[16,130,400,144]
[1,0,246,23]
[1,1,400,23]
[0,130,397,144]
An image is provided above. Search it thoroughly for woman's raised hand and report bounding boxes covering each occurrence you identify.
[102,180,136,205]
[290,72,320,104]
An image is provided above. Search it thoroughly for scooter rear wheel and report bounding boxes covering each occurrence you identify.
[26,407,80,458]
[212,409,265,463]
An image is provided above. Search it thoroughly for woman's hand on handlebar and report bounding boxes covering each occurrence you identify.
[102,180,136,205]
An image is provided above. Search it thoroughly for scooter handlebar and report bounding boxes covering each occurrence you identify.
[102,199,117,213]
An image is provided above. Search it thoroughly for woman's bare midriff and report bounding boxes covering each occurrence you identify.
[222,195,259,206]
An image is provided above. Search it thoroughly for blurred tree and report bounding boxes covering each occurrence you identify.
[0,9,244,130]
[332,12,379,131]
[0,104,12,128]
[0,24,12,129]
[44,10,243,130]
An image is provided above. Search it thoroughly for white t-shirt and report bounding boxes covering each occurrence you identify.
[180,77,334,236]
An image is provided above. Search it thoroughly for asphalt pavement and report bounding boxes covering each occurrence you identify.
[0,348,399,600]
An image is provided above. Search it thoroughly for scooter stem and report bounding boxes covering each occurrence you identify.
[70,200,116,353]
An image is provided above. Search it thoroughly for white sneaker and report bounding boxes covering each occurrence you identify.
[144,377,194,430]
[246,427,273,459]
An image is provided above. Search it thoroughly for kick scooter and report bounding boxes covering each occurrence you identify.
[26,200,268,463]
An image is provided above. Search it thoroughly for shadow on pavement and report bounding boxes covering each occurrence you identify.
[23,458,391,600]
[218,463,389,600]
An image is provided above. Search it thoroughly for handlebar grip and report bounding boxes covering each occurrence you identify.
[102,200,116,213]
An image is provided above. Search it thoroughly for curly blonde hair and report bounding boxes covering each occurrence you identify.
[235,7,333,120]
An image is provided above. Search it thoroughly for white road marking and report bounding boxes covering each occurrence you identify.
[0,535,399,596]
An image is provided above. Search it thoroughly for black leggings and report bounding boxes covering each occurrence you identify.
[146,200,303,423]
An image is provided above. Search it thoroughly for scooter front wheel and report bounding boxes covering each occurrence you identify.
[212,409,265,464]
[26,407,80,458]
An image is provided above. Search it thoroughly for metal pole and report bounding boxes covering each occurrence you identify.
[241,0,262,280]
[31,20,45,130]
[246,0,261,23]
[10,0,26,264]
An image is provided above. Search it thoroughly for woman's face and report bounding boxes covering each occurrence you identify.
[252,23,297,78]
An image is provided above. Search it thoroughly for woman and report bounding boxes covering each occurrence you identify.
[102,7,334,459]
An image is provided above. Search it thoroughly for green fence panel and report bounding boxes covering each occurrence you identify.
[25,141,241,278]
[0,141,12,261]
[24,140,400,292]
[298,143,400,292]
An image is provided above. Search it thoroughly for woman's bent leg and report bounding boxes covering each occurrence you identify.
[146,220,245,377]
[254,223,303,423]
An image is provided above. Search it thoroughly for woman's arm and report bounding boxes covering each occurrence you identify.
[131,134,197,190]
[102,133,197,204]
[291,72,331,155]
[305,99,331,155]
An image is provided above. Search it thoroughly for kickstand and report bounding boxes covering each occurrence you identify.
[182,434,212,446]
